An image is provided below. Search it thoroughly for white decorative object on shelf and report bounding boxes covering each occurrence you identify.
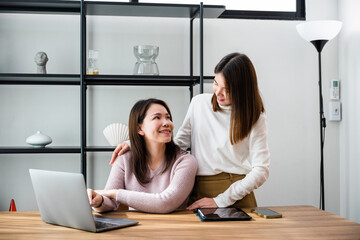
[103,123,129,146]
[133,45,159,75]
[34,51,48,74]
[87,49,99,75]
[26,131,52,148]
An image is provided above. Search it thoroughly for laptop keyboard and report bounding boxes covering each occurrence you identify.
[95,220,117,229]
[93,214,138,231]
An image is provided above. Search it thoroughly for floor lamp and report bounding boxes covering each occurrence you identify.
[296,20,342,211]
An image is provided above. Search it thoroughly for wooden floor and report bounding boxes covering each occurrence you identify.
[0,205,359,239]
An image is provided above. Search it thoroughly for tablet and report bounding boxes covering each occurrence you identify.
[194,207,252,221]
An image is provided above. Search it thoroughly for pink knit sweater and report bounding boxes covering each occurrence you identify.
[94,151,198,213]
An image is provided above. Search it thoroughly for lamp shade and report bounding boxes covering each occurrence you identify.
[296,20,342,42]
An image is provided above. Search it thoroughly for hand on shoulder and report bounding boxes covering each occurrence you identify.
[110,142,130,165]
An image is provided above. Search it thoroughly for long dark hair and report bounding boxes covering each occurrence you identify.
[129,98,181,185]
[212,53,265,144]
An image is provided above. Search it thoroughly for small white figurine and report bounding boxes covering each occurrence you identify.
[34,51,48,74]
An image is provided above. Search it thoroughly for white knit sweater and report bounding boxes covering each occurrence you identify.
[175,93,270,207]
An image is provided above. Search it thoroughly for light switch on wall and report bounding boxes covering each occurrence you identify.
[328,101,341,121]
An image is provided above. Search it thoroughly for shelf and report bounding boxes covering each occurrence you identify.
[86,146,115,152]
[85,75,200,86]
[85,2,225,18]
[0,146,81,154]
[0,1,225,18]
[0,74,214,86]
[0,0,80,14]
[0,146,117,154]
[0,73,80,85]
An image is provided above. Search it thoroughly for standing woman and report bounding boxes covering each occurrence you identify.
[88,98,197,213]
[110,53,270,209]
[177,53,270,209]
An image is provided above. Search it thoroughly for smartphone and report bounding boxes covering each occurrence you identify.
[251,208,282,219]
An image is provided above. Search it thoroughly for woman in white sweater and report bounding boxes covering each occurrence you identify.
[110,53,270,209]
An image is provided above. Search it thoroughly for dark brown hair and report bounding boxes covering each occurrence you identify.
[212,53,265,144]
[128,98,181,185]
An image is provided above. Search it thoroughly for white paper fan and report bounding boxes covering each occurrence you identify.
[103,123,129,146]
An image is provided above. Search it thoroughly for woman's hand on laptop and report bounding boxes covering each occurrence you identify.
[95,189,118,200]
[110,142,130,165]
[87,189,104,208]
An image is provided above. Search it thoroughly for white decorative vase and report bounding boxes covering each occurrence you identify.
[26,131,52,148]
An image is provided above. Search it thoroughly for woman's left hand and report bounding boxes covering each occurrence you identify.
[87,189,103,207]
[186,197,218,210]
[96,189,118,200]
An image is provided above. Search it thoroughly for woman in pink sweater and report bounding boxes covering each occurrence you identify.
[87,99,198,213]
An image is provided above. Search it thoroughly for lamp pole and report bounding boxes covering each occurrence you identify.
[297,20,342,212]
[311,39,328,211]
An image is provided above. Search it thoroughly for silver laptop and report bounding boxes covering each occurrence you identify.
[29,169,138,232]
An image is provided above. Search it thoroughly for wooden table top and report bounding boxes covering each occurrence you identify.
[0,205,359,239]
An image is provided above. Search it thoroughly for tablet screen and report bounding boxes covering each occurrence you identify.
[197,207,251,221]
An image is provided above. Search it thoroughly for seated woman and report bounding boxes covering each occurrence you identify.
[87,98,198,213]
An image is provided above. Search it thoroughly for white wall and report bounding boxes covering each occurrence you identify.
[0,0,345,219]
[339,0,360,224]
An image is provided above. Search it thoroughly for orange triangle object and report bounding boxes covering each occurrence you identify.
[9,199,17,212]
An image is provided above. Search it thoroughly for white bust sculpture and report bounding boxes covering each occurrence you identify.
[34,51,48,74]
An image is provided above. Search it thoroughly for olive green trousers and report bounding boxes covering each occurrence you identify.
[189,172,257,208]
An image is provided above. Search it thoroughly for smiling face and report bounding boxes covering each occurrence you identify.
[213,72,231,106]
[137,103,174,145]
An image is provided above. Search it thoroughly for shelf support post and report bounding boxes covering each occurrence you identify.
[80,0,87,181]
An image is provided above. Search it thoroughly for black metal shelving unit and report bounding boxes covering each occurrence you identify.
[0,0,80,14]
[0,1,83,159]
[0,0,225,181]
[0,74,80,85]
[0,147,81,154]
[85,75,200,86]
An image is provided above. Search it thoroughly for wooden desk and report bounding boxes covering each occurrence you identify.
[0,205,359,239]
